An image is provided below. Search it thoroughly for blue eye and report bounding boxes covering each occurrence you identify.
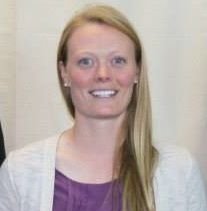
[77,58,94,68]
[111,56,127,67]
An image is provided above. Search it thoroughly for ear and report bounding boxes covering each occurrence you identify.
[59,61,69,84]
[134,65,140,84]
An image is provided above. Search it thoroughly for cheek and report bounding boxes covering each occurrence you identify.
[69,72,90,105]
[116,71,136,87]
[70,71,91,88]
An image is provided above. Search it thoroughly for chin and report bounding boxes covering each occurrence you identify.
[75,107,127,120]
[90,109,126,120]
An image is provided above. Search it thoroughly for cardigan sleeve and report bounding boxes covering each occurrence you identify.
[0,154,20,210]
[186,157,207,210]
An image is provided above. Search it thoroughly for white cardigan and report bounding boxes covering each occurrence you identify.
[0,135,206,211]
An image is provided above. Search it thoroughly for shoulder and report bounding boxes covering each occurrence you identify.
[153,142,203,196]
[4,135,59,175]
[0,135,60,209]
[153,141,199,190]
[154,141,194,175]
[153,142,207,210]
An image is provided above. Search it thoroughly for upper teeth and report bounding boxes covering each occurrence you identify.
[90,90,117,97]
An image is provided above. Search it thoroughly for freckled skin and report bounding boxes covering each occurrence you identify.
[60,23,138,120]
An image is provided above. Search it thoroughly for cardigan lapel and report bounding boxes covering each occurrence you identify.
[40,135,60,211]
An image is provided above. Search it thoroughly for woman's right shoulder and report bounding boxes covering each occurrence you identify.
[3,135,59,173]
[0,135,60,209]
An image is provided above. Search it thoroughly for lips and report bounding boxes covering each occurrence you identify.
[89,89,118,98]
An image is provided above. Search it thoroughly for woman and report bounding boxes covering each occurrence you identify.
[0,4,206,211]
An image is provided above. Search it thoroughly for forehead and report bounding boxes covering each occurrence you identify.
[67,23,135,54]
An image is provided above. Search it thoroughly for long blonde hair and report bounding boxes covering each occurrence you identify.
[57,4,158,211]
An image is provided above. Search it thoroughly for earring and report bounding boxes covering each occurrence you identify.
[134,80,138,84]
[64,81,71,87]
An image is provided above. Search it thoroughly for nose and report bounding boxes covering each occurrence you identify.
[95,63,112,82]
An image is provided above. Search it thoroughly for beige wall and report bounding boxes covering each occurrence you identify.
[1,0,207,184]
[0,0,16,152]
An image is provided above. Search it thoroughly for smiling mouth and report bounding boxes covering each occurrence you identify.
[89,89,118,98]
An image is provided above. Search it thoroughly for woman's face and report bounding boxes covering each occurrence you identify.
[60,23,138,120]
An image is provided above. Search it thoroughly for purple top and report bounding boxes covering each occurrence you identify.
[52,169,122,211]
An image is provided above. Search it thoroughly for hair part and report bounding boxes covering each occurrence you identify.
[57,4,158,211]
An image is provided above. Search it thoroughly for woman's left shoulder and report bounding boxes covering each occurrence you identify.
[153,141,206,192]
[154,141,196,175]
[153,141,207,209]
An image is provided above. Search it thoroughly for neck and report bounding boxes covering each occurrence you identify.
[69,113,126,159]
